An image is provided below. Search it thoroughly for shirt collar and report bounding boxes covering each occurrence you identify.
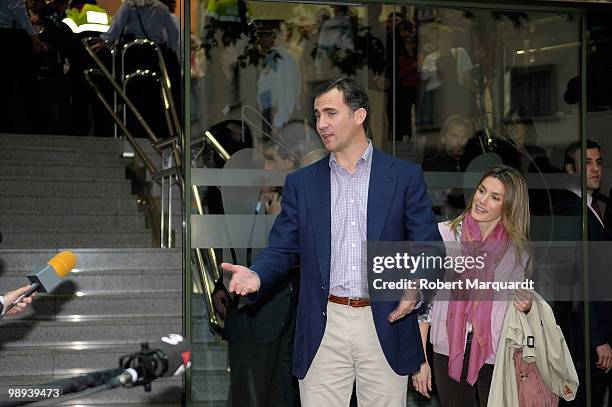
[329,139,373,169]
[569,188,593,207]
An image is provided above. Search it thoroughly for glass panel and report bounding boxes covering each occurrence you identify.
[189,2,585,405]
[407,6,586,406]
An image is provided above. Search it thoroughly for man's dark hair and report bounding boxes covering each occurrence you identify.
[312,78,370,133]
[564,139,601,169]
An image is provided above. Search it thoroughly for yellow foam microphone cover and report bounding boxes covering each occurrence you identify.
[48,251,77,278]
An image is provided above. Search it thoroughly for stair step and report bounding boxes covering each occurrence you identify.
[0,289,182,320]
[0,196,140,213]
[0,129,200,404]
[0,230,152,249]
[0,342,225,377]
[0,248,182,270]
[0,316,182,348]
[0,148,126,166]
[0,134,124,152]
[0,213,145,229]
[0,178,132,198]
[0,267,181,294]
[0,163,124,180]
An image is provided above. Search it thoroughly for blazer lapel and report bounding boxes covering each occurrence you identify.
[306,160,331,285]
[368,149,397,242]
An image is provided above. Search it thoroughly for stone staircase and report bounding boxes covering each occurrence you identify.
[0,133,229,405]
[0,134,150,249]
[0,249,183,405]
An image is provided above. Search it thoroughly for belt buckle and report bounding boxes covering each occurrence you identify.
[347,297,362,307]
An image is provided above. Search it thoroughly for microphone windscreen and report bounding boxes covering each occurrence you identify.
[157,334,191,377]
[48,251,77,278]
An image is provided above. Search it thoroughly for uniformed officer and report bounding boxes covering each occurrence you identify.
[60,0,112,136]
[61,0,110,34]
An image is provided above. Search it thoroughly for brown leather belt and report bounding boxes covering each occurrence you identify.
[328,295,371,307]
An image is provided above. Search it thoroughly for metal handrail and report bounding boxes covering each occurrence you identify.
[82,37,185,240]
[189,130,239,333]
[120,40,185,195]
[82,37,118,139]
[83,69,158,175]
[191,131,231,160]
[192,184,224,333]
[119,40,217,329]
[120,39,182,144]
[122,70,174,146]
[82,37,223,334]
[82,38,160,145]
[240,104,301,164]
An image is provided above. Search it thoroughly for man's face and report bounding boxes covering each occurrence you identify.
[570,147,602,193]
[442,124,470,159]
[314,88,365,153]
[386,16,402,32]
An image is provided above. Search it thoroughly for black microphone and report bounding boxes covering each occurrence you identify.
[49,367,125,395]
[2,368,125,407]
[4,334,192,406]
[108,333,192,389]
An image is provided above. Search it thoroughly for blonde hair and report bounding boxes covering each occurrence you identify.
[450,165,530,255]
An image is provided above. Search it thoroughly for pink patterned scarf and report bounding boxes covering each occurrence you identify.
[446,212,509,385]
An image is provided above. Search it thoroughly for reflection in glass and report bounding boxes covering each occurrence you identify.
[190,3,584,405]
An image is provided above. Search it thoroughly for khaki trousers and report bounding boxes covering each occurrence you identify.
[299,301,408,407]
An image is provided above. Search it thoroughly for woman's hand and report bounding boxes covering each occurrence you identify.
[513,289,533,313]
[412,361,432,398]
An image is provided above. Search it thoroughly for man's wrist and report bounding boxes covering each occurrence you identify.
[249,269,261,292]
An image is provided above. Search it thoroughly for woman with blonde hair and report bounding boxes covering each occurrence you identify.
[412,165,534,407]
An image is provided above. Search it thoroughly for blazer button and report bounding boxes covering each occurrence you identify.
[322,312,326,318]
[321,286,326,290]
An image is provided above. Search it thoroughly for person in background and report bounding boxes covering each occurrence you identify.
[254,19,300,138]
[99,0,180,139]
[209,122,300,407]
[395,22,418,142]
[413,166,533,407]
[420,25,473,127]
[422,114,473,219]
[0,0,43,133]
[313,6,355,81]
[27,0,47,33]
[555,140,612,407]
[60,0,111,137]
[100,0,177,57]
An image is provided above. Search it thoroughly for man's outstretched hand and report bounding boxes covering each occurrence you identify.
[222,263,261,296]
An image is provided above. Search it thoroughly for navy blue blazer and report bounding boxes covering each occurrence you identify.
[250,147,442,379]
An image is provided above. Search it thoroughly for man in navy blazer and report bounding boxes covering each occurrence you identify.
[223,78,442,406]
